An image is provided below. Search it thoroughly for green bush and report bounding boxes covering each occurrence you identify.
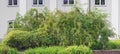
[13,9,45,31]
[25,45,92,54]
[58,45,92,54]
[3,30,31,50]
[0,45,19,54]
[7,7,114,50]
[3,30,60,50]
[25,46,64,54]
[108,39,120,49]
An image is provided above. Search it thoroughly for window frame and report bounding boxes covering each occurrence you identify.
[13,0,18,5]
[8,0,12,5]
[8,0,18,7]
[95,0,106,6]
[8,20,15,29]
[32,0,44,7]
[63,0,74,5]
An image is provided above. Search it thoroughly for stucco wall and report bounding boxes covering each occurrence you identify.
[0,0,19,38]
[90,0,112,18]
[26,0,50,12]
[118,0,120,37]
[0,0,116,39]
[56,0,89,12]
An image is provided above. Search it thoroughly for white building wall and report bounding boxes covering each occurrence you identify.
[0,0,119,39]
[56,0,89,12]
[0,0,19,38]
[90,0,119,38]
[111,0,118,38]
[26,0,50,12]
[117,0,120,37]
[90,0,112,18]
[19,0,27,16]
[50,0,57,11]
[56,0,77,12]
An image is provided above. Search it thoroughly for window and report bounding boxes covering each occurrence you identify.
[14,0,17,5]
[69,0,74,4]
[95,0,106,6]
[8,20,14,30]
[64,0,68,4]
[95,0,99,5]
[33,0,43,5]
[101,0,105,5]
[8,0,18,6]
[33,0,37,5]
[39,0,43,4]
[63,0,74,4]
[8,0,12,5]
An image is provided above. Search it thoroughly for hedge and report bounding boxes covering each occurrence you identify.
[0,45,19,54]
[108,39,120,49]
[25,45,92,54]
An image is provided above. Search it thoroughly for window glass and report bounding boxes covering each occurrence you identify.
[69,0,74,4]
[33,0,37,5]
[14,0,17,5]
[95,0,100,5]
[8,0,12,5]
[8,20,14,29]
[64,0,68,4]
[39,0,43,4]
[101,0,105,5]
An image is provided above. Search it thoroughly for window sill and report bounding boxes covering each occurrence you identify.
[7,5,19,7]
[32,5,44,7]
[95,5,107,7]
[62,4,74,6]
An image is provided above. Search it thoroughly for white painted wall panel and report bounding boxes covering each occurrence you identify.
[56,0,89,12]
[26,0,50,12]
[111,0,119,38]
[0,0,19,38]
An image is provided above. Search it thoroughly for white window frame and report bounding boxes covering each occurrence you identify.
[63,0,74,5]
[8,0,18,7]
[8,20,15,29]
[32,0,44,7]
[95,0,106,7]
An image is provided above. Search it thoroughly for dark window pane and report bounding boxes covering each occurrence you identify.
[69,0,74,4]
[33,0,37,5]
[8,20,14,28]
[64,0,68,4]
[39,0,43,4]
[101,0,105,5]
[14,0,17,5]
[8,0,12,5]
[95,0,100,5]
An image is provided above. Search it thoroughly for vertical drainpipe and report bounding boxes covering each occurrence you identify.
[88,0,91,12]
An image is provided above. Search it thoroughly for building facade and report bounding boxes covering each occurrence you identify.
[0,0,119,39]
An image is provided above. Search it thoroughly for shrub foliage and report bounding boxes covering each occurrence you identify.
[107,39,120,49]
[0,45,19,54]
[4,7,114,50]
[25,45,92,54]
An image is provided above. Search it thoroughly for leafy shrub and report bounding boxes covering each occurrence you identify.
[3,30,31,50]
[7,7,114,50]
[107,39,120,49]
[25,46,64,54]
[14,9,46,31]
[0,45,19,54]
[25,45,92,54]
[3,30,60,50]
[58,45,92,54]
